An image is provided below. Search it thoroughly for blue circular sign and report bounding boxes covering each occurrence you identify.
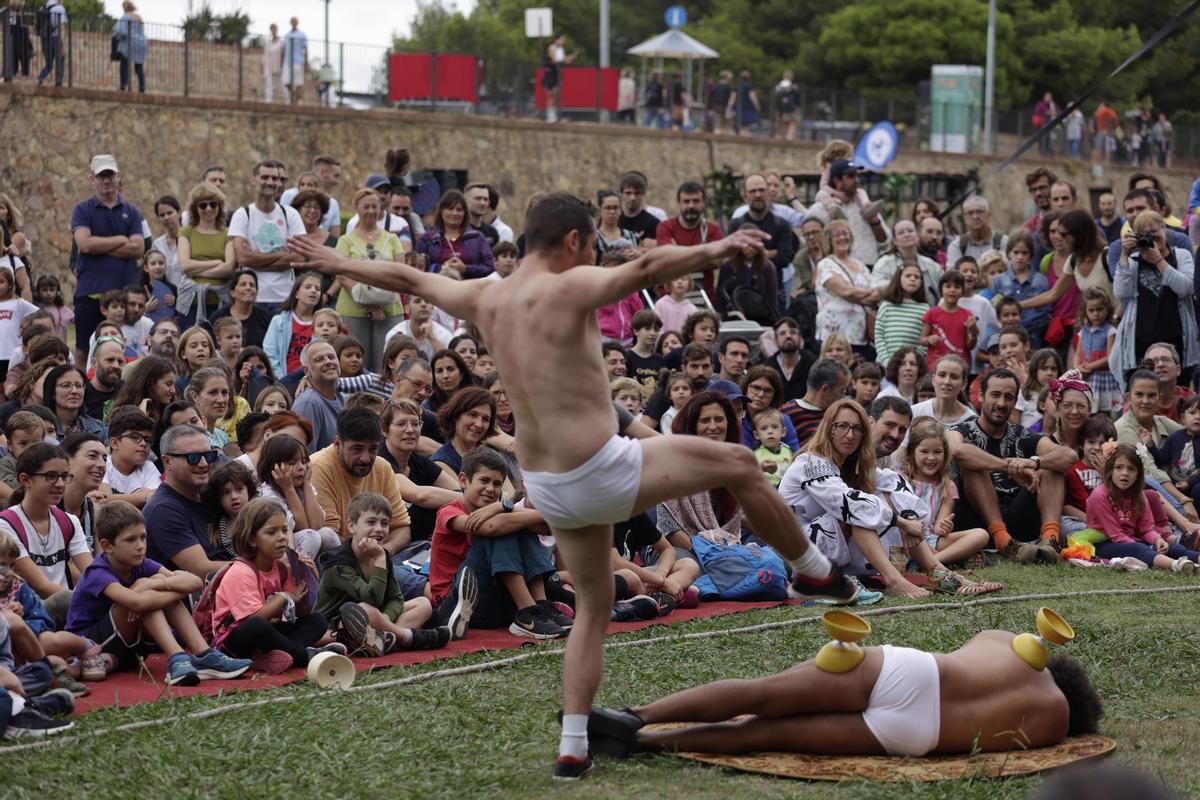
[665,5,687,28]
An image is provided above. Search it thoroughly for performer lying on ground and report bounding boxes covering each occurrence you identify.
[589,629,1102,757]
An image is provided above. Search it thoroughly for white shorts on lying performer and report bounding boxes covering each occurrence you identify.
[523,434,643,531]
[861,645,942,756]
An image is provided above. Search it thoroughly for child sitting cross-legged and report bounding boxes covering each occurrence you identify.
[314,492,457,657]
[64,502,252,686]
[210,498,346,674]
[0,536,104,696]
[1087,443,1200,574]
[428,447,572,640]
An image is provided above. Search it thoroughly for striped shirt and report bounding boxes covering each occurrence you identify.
[875,300,929,365]
[781,399,826,450]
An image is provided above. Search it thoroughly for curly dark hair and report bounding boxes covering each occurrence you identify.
[1046,654,1103,736]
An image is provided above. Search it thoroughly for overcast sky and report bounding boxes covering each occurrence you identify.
[101,0,476,48]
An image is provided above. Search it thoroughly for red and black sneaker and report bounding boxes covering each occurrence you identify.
[553,754,595,780]
[788,565,860,604]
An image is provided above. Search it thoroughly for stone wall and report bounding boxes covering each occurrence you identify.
[0,84,1193,294]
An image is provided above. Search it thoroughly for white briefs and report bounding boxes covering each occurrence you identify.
[861,645,942,757]
[522,434,643,531]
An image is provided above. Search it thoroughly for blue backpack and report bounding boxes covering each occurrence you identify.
[689,535,788,601]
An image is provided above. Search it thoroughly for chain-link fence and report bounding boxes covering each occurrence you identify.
[2,8,1195,167]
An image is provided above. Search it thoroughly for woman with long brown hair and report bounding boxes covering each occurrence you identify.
[779,398,928,599]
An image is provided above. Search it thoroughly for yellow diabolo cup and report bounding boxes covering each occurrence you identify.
[1012,607,1074,671]
[814,610,871,673]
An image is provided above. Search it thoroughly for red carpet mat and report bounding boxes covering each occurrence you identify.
[71,599,787,715]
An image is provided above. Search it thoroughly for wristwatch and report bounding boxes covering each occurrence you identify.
[1030,455,1042,469]
[501,495,515,513]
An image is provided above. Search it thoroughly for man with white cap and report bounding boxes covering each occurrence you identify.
[70,154,145,367]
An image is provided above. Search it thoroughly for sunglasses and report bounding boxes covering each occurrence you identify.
[165,449,220,466]
[196,201,220,211]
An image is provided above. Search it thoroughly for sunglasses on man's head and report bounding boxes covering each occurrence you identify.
[166,449,220,466]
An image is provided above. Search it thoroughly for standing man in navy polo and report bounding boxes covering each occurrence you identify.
[70,155,144,368]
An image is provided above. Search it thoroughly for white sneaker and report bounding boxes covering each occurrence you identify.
[1172,557,1197,576]
[1109,557,1148,572]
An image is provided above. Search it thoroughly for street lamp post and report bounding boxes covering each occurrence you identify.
[599,0,610,123]
[984,0,995,154]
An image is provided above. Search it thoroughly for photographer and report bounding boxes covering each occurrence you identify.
[1110,210,1197,389]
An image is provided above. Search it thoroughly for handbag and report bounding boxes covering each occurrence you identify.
[350,282,400,307]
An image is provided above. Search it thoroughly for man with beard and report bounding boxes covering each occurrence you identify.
[947,369,1075,564]
[807,161,888,268]
[869,396,911,471]
[729,174,796,302]
[292,340,343,451]
[229,160,305,314]
[918,216,947,266]
[465,183,500,247]
[84,338,124,420]
[311,407,412,551]
[122,319,178,379]
[639,342,714,431]
[120,285,154,358]
[657,181,723,295]
[144,424,226,577]
[1142,342,1194,422]
[763,317,815,400]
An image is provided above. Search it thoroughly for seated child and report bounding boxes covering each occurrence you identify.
[102,408,161,508]
[657,371,692,436]
[1150,395,1200,510]
[1064,416,1117,535]
[0,611,75,737]
[202,460,260,561]
[0,411,45,506]
[255,433,341,561]
[0,536,103,695]
[211,498,345,674]
[849,362,882,408]
[315,492,455,656]
[611,513,700,613]
[1087,443,1200,573]
[427,447,570,640]
[64,502,252,686]
[901,419,989,564]
[611,377,646,419]
[752,409,793,487]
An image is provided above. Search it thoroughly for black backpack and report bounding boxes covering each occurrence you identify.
[35,4,59,38]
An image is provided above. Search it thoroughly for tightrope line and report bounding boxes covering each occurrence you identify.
[4,584,1198,755]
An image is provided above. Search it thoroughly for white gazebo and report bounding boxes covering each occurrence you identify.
[627,29,719,112]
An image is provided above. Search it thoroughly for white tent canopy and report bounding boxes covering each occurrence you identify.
[627,29,719,60]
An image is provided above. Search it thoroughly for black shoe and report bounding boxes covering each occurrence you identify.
[28,688,75,718]
[587,706,644,758]
[788,566,860,605]
[647,591,677,616]
[509,605,568,639]
[536,599,574,628]
[553,754,594,780]
[437,568,477,640]
[4,709,73,738]
[305,643,349,662]
[543,572,576,608]
[611,595,658,622]
[404,626,451,650]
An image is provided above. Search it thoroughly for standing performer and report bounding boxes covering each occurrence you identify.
[288,193,858,779]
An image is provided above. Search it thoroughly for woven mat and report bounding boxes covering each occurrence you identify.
[646,723,1115,782]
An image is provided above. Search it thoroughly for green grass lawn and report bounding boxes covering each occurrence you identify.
[4,562,1199,800]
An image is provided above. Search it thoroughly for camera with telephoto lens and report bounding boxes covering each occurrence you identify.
[1135,232,1157,250]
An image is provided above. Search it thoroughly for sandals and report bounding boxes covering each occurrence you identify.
[80,647,111,682]
[929,569,1004,596]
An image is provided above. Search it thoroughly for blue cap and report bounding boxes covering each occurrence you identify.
[708,379,747,402]
[364,173,389,190]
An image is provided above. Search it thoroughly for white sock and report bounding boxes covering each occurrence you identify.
[397,628,413,646]
[790,546,832,579]
[559,713,588,759]
[8,691,25,717]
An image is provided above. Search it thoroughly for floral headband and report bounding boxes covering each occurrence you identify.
[1048,369,1093,406]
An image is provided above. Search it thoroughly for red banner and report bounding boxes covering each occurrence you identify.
[534,67,619,111]
[388,53,479,103]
